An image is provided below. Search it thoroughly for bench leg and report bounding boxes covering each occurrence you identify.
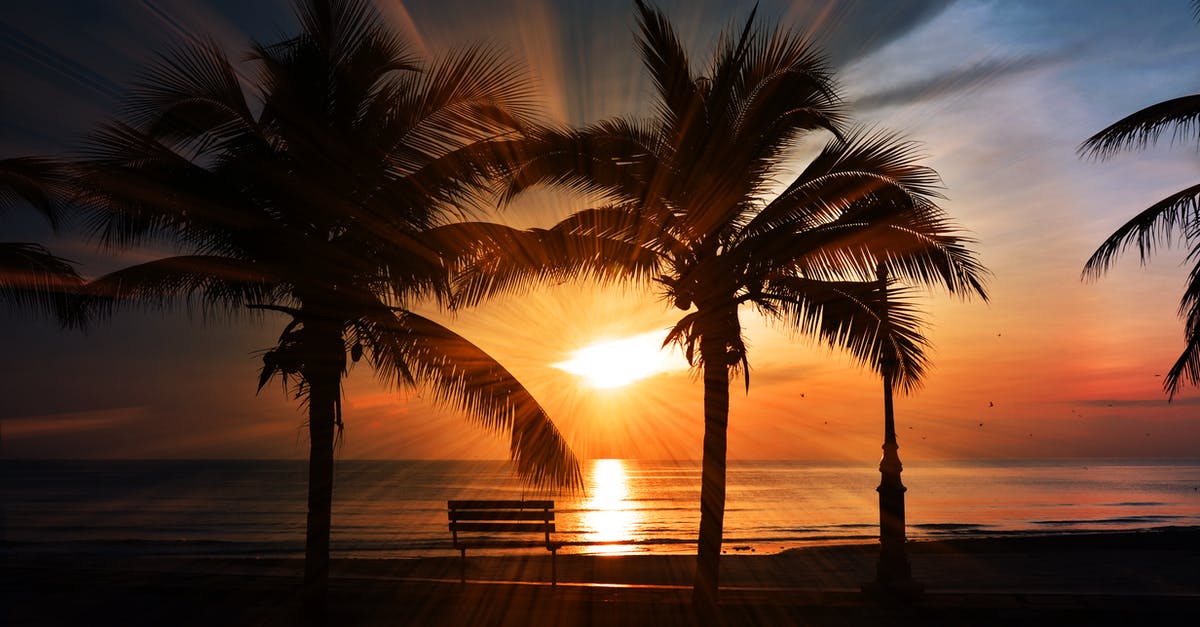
[551,549,557,586]
[459,548,466,584]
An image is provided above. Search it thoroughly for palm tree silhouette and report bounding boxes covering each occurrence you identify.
[0,157,82,317]
[1079,0,1200,398]
[51,0,579,613]
[459,1,988,618]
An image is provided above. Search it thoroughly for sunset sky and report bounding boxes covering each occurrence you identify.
[2,0,1198,463]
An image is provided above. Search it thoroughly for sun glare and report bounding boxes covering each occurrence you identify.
[583,458,638,553]
[552,331,687,389]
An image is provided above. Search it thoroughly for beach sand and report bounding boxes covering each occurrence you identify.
[2,528,1197,626]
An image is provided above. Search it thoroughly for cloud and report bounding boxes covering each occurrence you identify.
[0,406,145,438]
[853,53,1067,112]
[1076,397,1200,408]
[782,0,957,68]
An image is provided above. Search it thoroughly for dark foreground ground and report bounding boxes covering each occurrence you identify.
[3,528,1198,626]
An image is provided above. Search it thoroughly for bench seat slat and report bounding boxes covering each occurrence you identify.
[453,540,562,549]
[449,500,554,509]
[450,522,554,533]
[449,511,554,522]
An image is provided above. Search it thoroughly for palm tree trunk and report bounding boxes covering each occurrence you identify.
[692,332,730,624]
[301,317,344,621]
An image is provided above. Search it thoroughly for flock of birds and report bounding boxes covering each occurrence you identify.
[798,341,1162,442]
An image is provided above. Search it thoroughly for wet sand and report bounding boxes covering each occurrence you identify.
[2,528,1197,625]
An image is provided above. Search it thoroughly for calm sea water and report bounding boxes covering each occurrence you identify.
[2,458,1198,558]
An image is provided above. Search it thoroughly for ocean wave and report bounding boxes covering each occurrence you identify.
[1033,515,1184,526]
[912,523,992,530]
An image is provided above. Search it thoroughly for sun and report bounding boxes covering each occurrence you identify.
[552,331,687,389]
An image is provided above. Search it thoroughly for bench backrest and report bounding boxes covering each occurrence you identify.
[447,500,555,547]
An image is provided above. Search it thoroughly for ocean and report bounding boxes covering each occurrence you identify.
[2,458,1198,558]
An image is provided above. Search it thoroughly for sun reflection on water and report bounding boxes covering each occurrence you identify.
[583,458,640,553]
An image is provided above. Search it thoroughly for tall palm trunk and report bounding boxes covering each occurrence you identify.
[300,316,344,619]
[692,322,732,623]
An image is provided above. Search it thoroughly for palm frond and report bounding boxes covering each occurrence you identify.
[301,0,420,96]
[730,22,846,154]
[370,139,513,224]
[291,0,389,68]
[1082,183,1200,280]
[634,0,700,134]
[803,126,944,199]
[747,127,943,239]
[252,1,426,159]
[69,254,281,328]
[0,242,82,319]
[72,121,257,250]
[428,219,662,307]
[742,195,988,301]
[550,205,685,258]
[1164,251,1200,397]
[372,43,538,171]
[1079,94,1200,160]
[254,314,321,396]
[0,157,71,229]
[702,3,759,131]
[801,199,988,299]
[1164,323,1200,399]
[732,127,987,300]
[662,306,750,389]
[123,37,257,156]
[495,120,666,206]
[413,43,540,133]
[356,308,582,490]
[759,276,929,391]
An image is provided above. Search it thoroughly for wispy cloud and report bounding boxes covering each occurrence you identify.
[1077,397,1200,408]
[1,406,145,438]
[787,0,957,67]
[854,53,1066,112]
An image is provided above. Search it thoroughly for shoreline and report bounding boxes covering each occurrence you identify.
[4,527,1197,626]
[4,523,1195,560]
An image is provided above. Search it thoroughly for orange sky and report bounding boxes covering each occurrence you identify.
[2,0,1199,462]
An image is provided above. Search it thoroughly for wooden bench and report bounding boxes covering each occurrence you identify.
[447,500,561,585]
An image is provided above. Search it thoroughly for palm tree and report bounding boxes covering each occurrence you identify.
[53,0,580,613]
[0,157,82,317]
[456,1,987,618]
[1079,0,1200,399]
